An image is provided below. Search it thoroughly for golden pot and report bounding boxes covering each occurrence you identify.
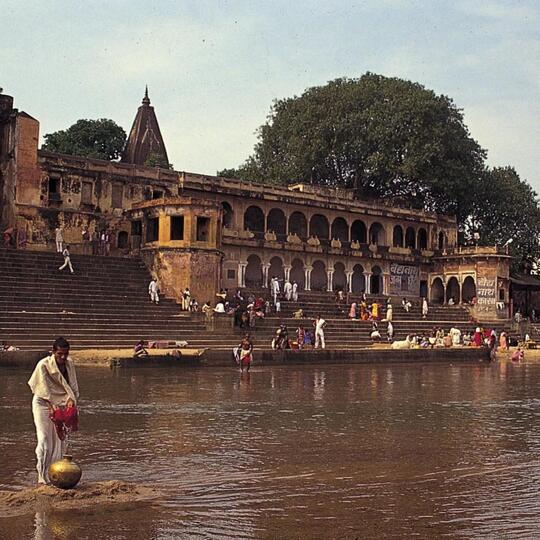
[48,455,82,489]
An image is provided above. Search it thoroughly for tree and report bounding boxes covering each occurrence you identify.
[42,119,126,161]
[464,167,540,271]
[218,73,486,224]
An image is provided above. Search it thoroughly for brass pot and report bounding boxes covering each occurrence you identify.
[48,455,82,489]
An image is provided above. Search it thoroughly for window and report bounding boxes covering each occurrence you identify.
[131,220,142,236]
[170,216,184,240]
[49,177,60,193]
[152,190,163,199]
[146,217,159,242]
[227,269,236,280]
[111,183,123,208]
[196,217,210,242]
[81,181,93,204]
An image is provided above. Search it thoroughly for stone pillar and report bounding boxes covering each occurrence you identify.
[262,263,270,288]
[458,276,463,304]
[238,262,247,288]
[327,270,334,292]
[284,265,292,282]
[305,265,313,291]
[346,271,353,293]
[364,273,371,294]
[383,273,390,295]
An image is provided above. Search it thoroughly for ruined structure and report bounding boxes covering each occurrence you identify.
[0,90,512,320]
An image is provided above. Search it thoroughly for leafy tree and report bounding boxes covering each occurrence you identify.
[144,152,173,169]
[464,166,540,271]
[219,73,486,224]
[42,119,126,161]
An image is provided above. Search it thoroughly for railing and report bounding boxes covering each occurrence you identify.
[435,246,510,256]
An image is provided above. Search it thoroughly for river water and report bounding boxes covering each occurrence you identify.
[0,360,539,539]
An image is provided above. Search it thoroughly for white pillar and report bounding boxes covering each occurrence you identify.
[238,262,247,288]
[364,273,371,294]
[305,265,312,291]
[284,265,291,282]
[383,273,390,296]
[262,263,270,288]
[327,270,334,292]
[346,271,353,293]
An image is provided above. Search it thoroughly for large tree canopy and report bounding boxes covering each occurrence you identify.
[42,119,126,161]
[219,73,486,223]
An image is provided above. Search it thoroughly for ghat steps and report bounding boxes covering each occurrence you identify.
[0,249,510,352]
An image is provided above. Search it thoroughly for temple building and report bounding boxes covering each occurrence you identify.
[0,90,512,320]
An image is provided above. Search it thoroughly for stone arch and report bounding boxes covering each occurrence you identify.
[446,277,460,304]
[331,217,349,243]
[351,220,367,244]
[311,260,327,291]
[221,201,234,229]
[289,212,307,239]
[393,225,404,247]
[267,208,286,238]
[418,228,428,250]
[245,254,263,287]
[290,258,305,290]
[352,264,366,294]
[405,226,416,249]
[117,231,128,249]
[438,231,446,250]
[369,222,385,246]
[370,265,383,294]
[462,276,476,303]
[309,214,329,240]
[431,277,445,304]
[269,256,285,282]
[244,206,265,237]
[333,262,347,291]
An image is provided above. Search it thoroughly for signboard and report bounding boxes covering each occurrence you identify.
[476,276,497,313]
[389,264,420,296]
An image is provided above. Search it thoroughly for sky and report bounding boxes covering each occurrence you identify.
[2,0,540,191]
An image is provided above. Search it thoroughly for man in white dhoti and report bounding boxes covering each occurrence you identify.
[55,226,63,253]
[58,245,74,274]
[284,280,292,301]
[292,281,298,302]
[450,326,461,346]
[28,337,79,485]
[422,297,429,319]
[272,276,280,304]
[148,278,159,304]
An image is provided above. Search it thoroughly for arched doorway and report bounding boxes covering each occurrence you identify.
[405,227,416,249]
[311,260,327,291]
[370,265,383,294]
[351,220,367,244]
[332,262,347,291]
[462,276,476,303]
[245,254,263,287]
[222,201,233,229]
[267,208,286,239]
[369,223,385,246]
[438,231,446,250]
[418,228,428,250]
[331,218,349,243]
[430,277,445,304]
[269,256,284,283]
[446,277,460,304]
[244,206,265,238]
[352,264,366,294]
[117,231,128,248]
[309,214,329,240]
[289,212,307,239]
[393,225,404,247]
[290,258,305,290]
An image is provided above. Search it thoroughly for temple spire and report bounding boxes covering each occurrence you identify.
[121,88,170,167]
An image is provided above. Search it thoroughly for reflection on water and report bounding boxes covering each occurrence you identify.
[0,360,539,539]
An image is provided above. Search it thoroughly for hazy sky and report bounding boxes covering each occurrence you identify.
[3,0,539,191]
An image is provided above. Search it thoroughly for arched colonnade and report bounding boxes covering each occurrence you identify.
[429,275,477,304]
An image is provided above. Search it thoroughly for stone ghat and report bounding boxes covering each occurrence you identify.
[0,480,162,518]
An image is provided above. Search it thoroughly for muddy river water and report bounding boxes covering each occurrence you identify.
[0,360,539,539]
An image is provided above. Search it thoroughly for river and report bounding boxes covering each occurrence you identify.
[0,360,539,539]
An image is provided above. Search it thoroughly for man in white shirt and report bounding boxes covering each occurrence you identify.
[292,281,298,302]
[284,280,292,301]
[58,245,74,274]
[148,278,159,304]
[55,227,63,253]
[314,315,326,349]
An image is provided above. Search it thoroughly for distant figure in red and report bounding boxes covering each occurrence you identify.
[473,327,483,347]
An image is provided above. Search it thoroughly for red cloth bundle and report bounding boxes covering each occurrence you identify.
[50,405,79,441]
